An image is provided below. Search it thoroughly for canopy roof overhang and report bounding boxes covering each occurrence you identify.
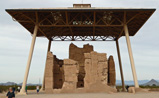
[6,7,155,41]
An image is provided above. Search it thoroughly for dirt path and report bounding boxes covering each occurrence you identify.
[0,93,6,98]
[16,92,159,98]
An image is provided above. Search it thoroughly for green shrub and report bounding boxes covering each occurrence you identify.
[27,86,41,90]
[140,85,159,88]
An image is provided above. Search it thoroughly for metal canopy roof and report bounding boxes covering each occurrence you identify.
[6,7,155,41]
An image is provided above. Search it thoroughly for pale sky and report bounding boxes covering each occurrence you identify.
[0,0,159,84]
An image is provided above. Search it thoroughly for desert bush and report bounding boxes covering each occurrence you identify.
[0,85,41,93]
[27,86,41,90]
[140,85,159,88]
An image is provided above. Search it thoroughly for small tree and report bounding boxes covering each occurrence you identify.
[152,84,156,86]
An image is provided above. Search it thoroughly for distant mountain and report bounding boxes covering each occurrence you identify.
[116,80,150,86]
[1,79,158,86]
[0,82,17,86]
[0,82,41,86]
[142,79,159,86]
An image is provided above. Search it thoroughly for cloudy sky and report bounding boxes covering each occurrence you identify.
[0,0,159,84]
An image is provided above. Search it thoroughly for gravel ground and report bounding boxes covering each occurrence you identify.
[1,92,159,98]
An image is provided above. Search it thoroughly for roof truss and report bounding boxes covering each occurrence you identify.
[6,8,155,41]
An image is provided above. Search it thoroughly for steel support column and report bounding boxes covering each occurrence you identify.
[116,39,126,91]
[47,40,52,52]
[20,24,38,94]
[124,24,139,88]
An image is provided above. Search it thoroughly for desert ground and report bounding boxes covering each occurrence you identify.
[1,91,159,98]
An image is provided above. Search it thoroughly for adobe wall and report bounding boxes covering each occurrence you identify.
[61,59,79,93]
[44,52,64,93]
[108,56,116,86]
[53,56,64,89]
[44,43,116,93]
[84,51,108,89]
[44,52,54,93]
[69,43,93,87]
[83,51,116,93]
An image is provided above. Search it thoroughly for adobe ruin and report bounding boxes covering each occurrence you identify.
[44,43,116,93]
